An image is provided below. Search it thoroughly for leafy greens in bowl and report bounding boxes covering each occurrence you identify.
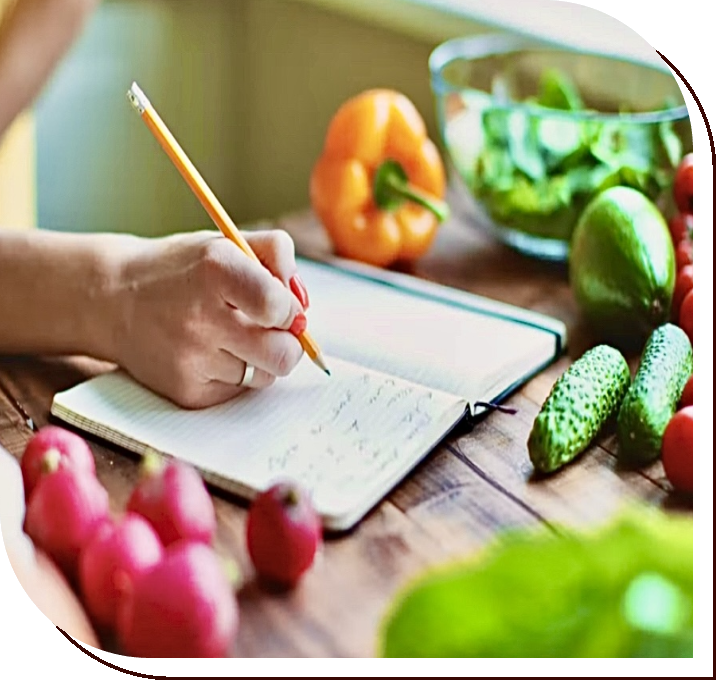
[430,35,692,261]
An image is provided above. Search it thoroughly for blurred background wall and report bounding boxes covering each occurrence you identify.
[34,0,457,235]
[2,0,665,235]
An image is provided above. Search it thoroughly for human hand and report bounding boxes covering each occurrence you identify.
[108,229,310,408]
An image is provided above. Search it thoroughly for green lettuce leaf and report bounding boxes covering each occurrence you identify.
[379,506,692,658]
[538,68,584,111]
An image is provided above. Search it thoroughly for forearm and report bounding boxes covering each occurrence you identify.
[0,0,101,136]
[0,230,135,360]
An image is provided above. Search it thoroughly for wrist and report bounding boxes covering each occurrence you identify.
[78,233,144,364]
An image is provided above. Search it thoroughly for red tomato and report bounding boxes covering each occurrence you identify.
[669,214,689,245]
[680,375,693,408]
[679,289,693,343]
[675,239,693,270]
[661,406,693,494]
[673,153,693,215]
[672,265,694,321]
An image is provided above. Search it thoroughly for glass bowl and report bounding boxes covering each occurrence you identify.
[429,35,692,261]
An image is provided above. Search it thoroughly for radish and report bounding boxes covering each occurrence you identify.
[118,541,239,658]
[23,456,109,580]
[126,453,216,547]
[21,425,95,500]
[246,482,322,588]
[78,513,164,630]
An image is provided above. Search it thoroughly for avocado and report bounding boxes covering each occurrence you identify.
[617,324,693,466]
[528,345,631,474]
[569,186,676,349]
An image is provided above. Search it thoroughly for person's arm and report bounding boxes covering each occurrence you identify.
[0,229,126,360]
[0,0,101,136]
[0,228,309,408]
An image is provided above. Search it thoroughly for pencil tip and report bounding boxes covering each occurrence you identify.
[312,353,331,376]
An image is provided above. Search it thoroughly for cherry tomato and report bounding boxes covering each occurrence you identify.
[673,153,693,215]
[675,238,693,270]
[671,264,694,321]
[680,375,693,408]
[679,289,693,343]
[661,406,693,494]
[668,213,693,245]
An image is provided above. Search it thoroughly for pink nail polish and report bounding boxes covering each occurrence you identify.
[289,312,307,337]
[289,274,310,310]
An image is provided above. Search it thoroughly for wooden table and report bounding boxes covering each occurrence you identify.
[0,193,692,658]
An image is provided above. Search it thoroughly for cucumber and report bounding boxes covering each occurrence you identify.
[617,323,693,465]
[528,345,631,474]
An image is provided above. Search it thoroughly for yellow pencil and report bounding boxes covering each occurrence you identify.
[126,81,330,376]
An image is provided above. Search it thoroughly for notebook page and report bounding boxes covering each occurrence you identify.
[52,357,465,527]
[297,259,559,404]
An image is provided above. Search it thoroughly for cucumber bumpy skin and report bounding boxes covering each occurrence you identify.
[528,345,631,474]
[617,324,693,466]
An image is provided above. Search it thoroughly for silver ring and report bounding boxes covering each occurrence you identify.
[239,363,255,388]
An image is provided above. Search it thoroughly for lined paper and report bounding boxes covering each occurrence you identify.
[51,258,565,529]
[296,259,559,403]
[52,357,465,527]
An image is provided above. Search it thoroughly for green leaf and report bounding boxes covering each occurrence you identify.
[590,121,655,173]
[505,112,546,181]
[379,506,692,658]
[489,174,571,218]
[475,144,516,192]
[657,121,683,168]
[481,108,511,147]
[476,171,580,240]
[565,164,615,195]
[537,68,584,111]
[537,117,588,171]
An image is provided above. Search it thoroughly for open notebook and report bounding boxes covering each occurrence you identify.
[51,256,567,531]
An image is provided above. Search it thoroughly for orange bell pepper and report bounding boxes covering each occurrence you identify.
[310,89,449,268]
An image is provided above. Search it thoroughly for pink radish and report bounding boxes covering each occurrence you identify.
[21,425,95,500]
[78,513,164,630]
[118,541,239,658]
[126,453,216,547]
[246,482,322,588]
[23,456,109,580]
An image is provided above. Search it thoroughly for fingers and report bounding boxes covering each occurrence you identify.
[210,348,276,390]
[172,350,278,410]
[244,230,297,285]
[219,312,304,378]
[245,230,311,310]
[208,231,313,329]
[208,242,302,330]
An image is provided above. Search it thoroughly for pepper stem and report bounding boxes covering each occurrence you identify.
[373,159,450,222]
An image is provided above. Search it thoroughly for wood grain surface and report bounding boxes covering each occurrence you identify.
[0,193,692,658]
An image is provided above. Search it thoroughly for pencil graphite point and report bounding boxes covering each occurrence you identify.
[311,352,331,376]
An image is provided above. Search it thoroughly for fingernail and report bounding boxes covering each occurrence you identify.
[289,312,307,338]
[289,274,310,310]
